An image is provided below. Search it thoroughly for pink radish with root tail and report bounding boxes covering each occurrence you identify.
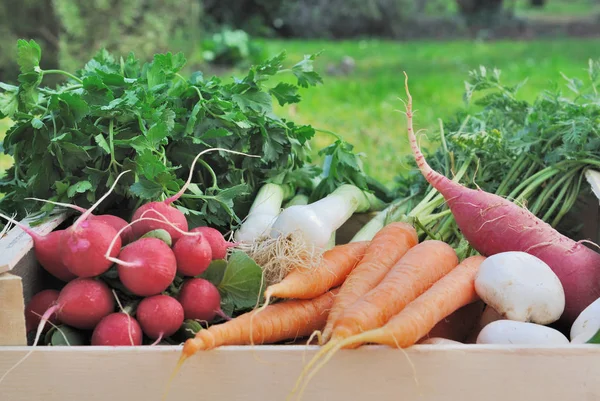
[24,198,135,245]
[103,215,203,297]
[58,170,132,278]
[0,214,76,282]
[129,147,259,242]
[0,277,116,385]
[136,295,185,344]
[402,72,600,329]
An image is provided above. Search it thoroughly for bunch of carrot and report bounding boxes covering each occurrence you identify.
[164,220,486,400]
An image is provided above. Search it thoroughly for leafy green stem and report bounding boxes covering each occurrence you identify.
[42,69,83,84]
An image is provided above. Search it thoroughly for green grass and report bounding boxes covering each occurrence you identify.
[2,37,600,188]
[242,37,600,185]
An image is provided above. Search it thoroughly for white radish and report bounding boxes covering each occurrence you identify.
[474,251,565,325]
[570,297,600,343]
[476,320,569,345]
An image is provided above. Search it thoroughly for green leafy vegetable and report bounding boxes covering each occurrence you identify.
[0,40,370,233]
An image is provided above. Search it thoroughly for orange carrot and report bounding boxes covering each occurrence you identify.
[321,222,418,343]
[163,289,339,401]
[263,241,369,302]
[290,240,459,396]
[331,239,459,342]
[293,255,486,400]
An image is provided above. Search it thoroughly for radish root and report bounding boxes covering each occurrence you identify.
[0,304,59,386]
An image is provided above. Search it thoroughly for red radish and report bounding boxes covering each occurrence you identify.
[0,214,76,282]
[190,226,236,260]
[0,278,115,385]
[58,171,132,277]
[172,233,213,276]
[178,278,229,322]
[37,278,115,331]
[130,202,189,244]
[91,312,143,346]
[111,237,177,296]
[24,289,61,333]
[129,147,258,242]
[104,216,207,296]
[136,295,184,342]
[403,73,600,328]
[25,198,134,245]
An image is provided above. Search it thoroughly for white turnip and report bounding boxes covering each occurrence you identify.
[474,251,565,325]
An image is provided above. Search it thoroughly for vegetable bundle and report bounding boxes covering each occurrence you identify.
[0,39,385,234]
[14,169,269,348]
[379,61,600,251]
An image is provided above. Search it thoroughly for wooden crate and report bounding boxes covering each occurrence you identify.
[1,190,600,401]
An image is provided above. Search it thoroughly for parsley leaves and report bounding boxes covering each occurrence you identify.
[0,40,362,232]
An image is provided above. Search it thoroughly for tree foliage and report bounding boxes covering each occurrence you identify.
[0,0,202,83]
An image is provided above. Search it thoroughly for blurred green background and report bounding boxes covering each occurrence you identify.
[1,0,600,185]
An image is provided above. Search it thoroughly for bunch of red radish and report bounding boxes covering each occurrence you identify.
[10,168,236,347]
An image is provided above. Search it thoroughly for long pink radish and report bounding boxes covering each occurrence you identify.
[403,72,600,328]
[130,148,259,242]
[0,214,76,282]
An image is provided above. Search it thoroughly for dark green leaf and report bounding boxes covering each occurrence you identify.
[200,259,228,286]
[129,178,164,199]
[16,39,41,74]
[67,180,92,198]
[291,53,324,88]
[217,251,264,311]
[200,127,231,140]
[147,121,169,147]
[94,134,111,154]
[269,82,300,106]
[58,93,90,122]
[49,325,88,346]
[232,90,272,114]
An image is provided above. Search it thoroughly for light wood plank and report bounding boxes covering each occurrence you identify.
[0,345,599,401]
[0,273,26,345]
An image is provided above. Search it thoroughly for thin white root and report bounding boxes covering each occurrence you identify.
[236,231,324,288]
